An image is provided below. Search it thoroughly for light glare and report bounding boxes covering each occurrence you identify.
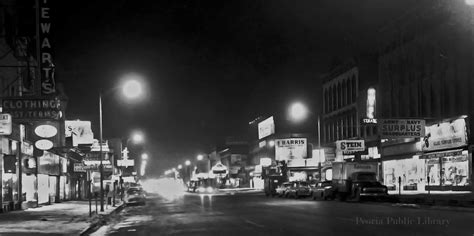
[122,80,143,99]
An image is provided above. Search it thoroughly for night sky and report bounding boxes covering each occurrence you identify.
[52,0,428,176]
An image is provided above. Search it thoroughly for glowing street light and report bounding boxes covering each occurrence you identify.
[178,164,183,170]
[122,79,143,99]
[141,153,149,160]
[98,77,145,212]
[197,154,203,161]
[132,131,144,144]
[287,101,322,179]
[185,160,191,166]
[289,102,308,122]
[466,0,474,6]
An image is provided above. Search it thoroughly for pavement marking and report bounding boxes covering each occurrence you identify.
[244,219,265,228]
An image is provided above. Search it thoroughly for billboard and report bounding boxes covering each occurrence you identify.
[258,116,275,139]
[378,119,425,138]
[275,138,307,161]
[65,120,94,146]
[336,140,365,154]
[422,118,468,151]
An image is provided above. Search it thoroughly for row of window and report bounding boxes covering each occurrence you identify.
[323,74,358,113]
[323,113,358,143]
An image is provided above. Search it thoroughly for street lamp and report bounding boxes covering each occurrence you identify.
[132,132,144,144]
[197,154,203,161]
[98,78,144,212]
[178,164,183,170]
[289,102,308,122]
[288,102,322,179]
[185,160,191,166]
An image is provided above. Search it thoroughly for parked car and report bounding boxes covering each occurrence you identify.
[187,180,199,192]
[286,181,311,198]
[124,188,146,205]
[275,182,292,197]
[311,180,334,200]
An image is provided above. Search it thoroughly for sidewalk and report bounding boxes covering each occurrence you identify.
[0,200,124,235]
[388,192,474,208]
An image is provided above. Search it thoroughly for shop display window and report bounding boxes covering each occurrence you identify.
[441,153,469,187]
[426,158,441,186]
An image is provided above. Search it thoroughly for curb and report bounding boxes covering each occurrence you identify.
[79,203,126,236]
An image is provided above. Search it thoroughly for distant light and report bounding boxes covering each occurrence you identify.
[268,140,275,147]
[141,153,149,160]
[178,165,183,169]
[197,155,204,161]
[172,168,177,172]
[185,160,191,166]
[132,132,144,143]
[260,157,272,167]
[122,79,143,99]
[466,0,474,6]
[289,102,308,122]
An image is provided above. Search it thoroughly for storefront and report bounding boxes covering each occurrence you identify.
[37,151,61,204]
[382,116,472,194]
[21,141,37,208]
[1,137,20,211]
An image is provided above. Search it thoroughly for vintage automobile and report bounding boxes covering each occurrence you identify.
[311,180,334,200]
[275,182,292,197]
[286,181,311,198]
[124,187,146,205]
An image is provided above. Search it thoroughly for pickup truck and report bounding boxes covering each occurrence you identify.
[332,162,388,201]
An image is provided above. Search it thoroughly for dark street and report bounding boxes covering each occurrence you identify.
[93,192,474,236]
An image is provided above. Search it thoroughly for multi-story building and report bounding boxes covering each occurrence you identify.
[321,56,379,162]
[377,0,473,194]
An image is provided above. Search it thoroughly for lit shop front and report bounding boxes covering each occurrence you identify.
[382,117,471,193]
[37,151,61,204]
[1,138,20,212]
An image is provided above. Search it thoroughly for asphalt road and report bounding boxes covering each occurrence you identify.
[93,192,474,236]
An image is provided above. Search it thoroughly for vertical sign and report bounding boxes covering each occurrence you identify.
[38,0,56,95]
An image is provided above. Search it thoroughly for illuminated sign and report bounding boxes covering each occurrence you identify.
[90,139,110,152]
[258,116,275,139]
[275,138,307,161]
[422,118,468,151]
[0,113,12,135]
[260,157,272,167]
[378,119,425,138]
[38,0,56,95]
[74,163,86,172]
[117,159,135,167]
[362,118,377,124]
[366,88,376,119]
[2,98,62,120]
[336,140,365,154]
[65,120,94,146]
[35,139,53,150]
[35,124,58,138]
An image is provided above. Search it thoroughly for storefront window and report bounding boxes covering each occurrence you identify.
[22,174,36,202]
[441,153,469,187]
[426,157,441,186]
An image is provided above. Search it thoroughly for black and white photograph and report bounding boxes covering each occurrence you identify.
[0,0,473,235]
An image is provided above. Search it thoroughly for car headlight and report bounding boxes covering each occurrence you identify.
[206,187,213,193]
[362,187,367,192]
[198,187,206,192]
